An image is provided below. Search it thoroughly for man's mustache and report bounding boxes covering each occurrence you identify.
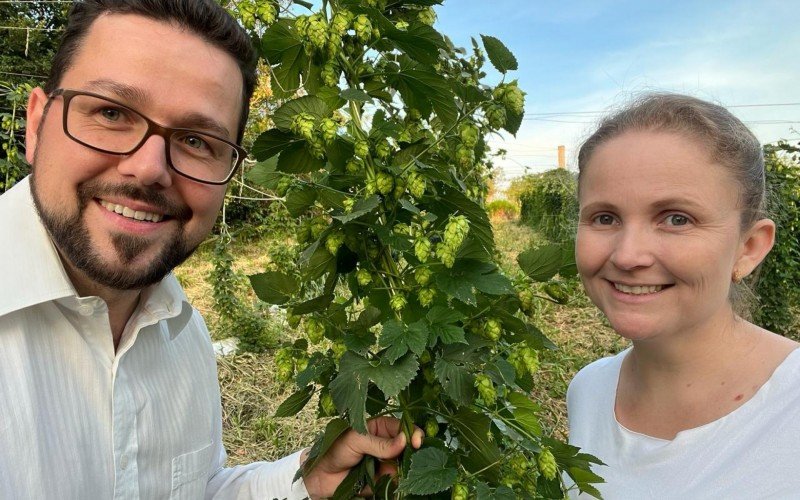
[76,180,192,221]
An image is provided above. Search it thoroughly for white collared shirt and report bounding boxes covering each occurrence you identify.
[0,177,309,499]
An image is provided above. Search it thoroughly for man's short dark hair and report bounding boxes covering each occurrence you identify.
[45,0,257,143]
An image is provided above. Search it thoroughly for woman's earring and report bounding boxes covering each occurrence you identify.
[732,269,743,284]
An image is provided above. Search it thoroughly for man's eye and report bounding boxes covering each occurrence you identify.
[100,108,121,121]
[665,214,690,226]
[184,135,208,150]
[594,214,615,225]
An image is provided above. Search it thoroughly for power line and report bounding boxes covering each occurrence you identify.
[0,25,63,31]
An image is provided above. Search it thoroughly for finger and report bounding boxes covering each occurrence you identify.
[410,426,424,449]
[367,415,403,438]
[348,427,407,460]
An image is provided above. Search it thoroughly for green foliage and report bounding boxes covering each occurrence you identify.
[518,169,578,242]
[246,2,601,497]
[752,142,800,337]
[0,82,32,192]
[486,198,519,219]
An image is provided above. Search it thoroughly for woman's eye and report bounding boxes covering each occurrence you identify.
[665,214,690,226]
[594,214,615,225]
[184,135,207,150]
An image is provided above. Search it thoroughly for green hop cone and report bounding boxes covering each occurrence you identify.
[392,223,410,235]
[443,215,470,249]
[414,266,432,286]
[458,121,480,148]
[356,268,372,286]
[485,103,507,129]
[392,178,406,199]
[537,448,558,480]
[310,216,328,239]
[407,171,426,198]
[256,2,277,24]
[295,15,310,37]
[307,137,326,160]
[325,231,344,255]
[390,293,407,312]
[451,483,468,500]
[495,81,526,115]
[306,14,328,50]
[544,282,570,304]
[424,417,439,438]
[509,452,528,478]
[518,287,535,314]
[353,14,372,43]
[436,242,456,268]
[483,318,502,342]
[455,144,475,169]
[418,6,436,25]
[475,374,497,405]
[354,139,370,158]
[414,237,432,263]
[376,172,394,195]
[342,197,355,213]
[319,117,338,144]
[395,20,409,30]
[305,318,325,344]
[290,112,316,141]
[330,10,353,35]
[375,139,392,160]
[319,391,337,417]
[295,355,309,373]
[521,346,540,375]
[321,62,340,87]
[275,348,294,382]
[331,341,346,361]
[275,177,292,197]
[346,158,363,174]
[364,177,378,196]
[418,287,436,307]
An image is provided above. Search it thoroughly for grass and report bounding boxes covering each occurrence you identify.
[174,217,625,462]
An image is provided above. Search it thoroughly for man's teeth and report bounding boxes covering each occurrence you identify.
[99,200,164,222]
[614,283,664,295]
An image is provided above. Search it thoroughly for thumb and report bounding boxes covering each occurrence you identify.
[353,429,407,460]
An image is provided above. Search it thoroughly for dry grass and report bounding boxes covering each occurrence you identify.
[175,217,626,460]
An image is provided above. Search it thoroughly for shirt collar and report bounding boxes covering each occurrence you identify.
[0,176,191,338]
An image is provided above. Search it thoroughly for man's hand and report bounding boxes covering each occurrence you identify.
[301,416,424,499]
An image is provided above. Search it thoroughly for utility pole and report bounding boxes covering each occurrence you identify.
[558,145,565,168]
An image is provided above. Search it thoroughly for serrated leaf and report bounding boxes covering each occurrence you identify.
[332,195,381,223]
[300,242,335,281]
[251,129,296,162]
[434,357,473,405]
[429,185,495,256]
[503,108,523,136]
[386,67,458,128]
[284,185,317,217]
[430,323,466,346]
[291,293,334,315]
[274,385,313,417]
[244,157,281,189]
[273,96,331,132]
[559,241,578,278]
[316,85,347,111]
[450,408,502,482]
[472,271,515,295]
[480,34,518,73]
[249,271,298,305]
[373,353,419,396]
[379,319,428,363]
[399,448,457,495]
[518,244,563,282]
[435,270,476,306]
[427,306,465,325]
[387,23,447,65]
[277,142,325,174]
[399,198,421,214]
[340,88,372,103]
[507,392,542,437]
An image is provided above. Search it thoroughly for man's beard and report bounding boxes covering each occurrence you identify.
[30,175,198,291]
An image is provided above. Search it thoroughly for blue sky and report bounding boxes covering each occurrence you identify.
[433,0,800,185]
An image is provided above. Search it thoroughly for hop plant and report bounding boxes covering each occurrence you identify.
[306,14,328,50]
[294,15,310,37]
[305,317,325,344]
[275,177,292,197]
[509,452,529,478]
[483,318,502,341]
[256,1,277,24]
[414,266,432,286]
[356,268,372,286]
[395,20,409,31]
[494,81,526,115]
[275,348,294,382]
[321,62,340,87]
[418,6,437,26]
[537,448,558,480]
[353,14,373,43]
[444,215,470,249]
[518,287,535,314]
[346,158,363,174]
[330,9,353,35]
[485,103,507,129]
[475,374,497,405]
[375,139,392,160]
[325,231,345,255]
[376,172,394,195]
[309,216,328,239]
[451,483,468,500]
[509,345,540,378]
[318,117,338,144]
[407,171,426,198]
[319,391,337,417]
[290,112,316,140]
[393,177,407,199]
[390,293,407,312]
[307,137,326,160]
[414,237,432,263]
[455,144,475,169]
[418,287,436,307]
[424,417,439,438]
[354,139,370,158]
[458,121,479,148]
[342,197,355,213]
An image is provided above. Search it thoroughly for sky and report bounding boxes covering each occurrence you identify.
[433,0,800,188]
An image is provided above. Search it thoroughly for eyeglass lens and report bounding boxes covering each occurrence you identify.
[65,93,239,183]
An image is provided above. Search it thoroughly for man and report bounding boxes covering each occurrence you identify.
[0,1,420,498]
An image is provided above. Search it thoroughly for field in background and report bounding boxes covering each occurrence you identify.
[175,219,624,465]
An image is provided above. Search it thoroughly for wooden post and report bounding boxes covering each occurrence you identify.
[558,145,565,168]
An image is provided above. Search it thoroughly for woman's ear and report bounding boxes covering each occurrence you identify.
[735,218,776,278]
[25,87,49,165]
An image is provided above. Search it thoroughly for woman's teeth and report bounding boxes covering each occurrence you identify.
[614,283,664,295]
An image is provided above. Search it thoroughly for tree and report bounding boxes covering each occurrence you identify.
[245,1,602,497]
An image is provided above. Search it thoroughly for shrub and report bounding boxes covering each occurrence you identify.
[752,142,800,338]
[486,199,519,220]
[518,169,578,242]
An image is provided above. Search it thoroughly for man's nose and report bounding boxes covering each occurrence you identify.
[116,134,173,188]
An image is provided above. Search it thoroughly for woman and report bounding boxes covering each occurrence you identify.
[567,93,800,498]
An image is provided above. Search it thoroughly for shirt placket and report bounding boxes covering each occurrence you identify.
[111,342,140,499]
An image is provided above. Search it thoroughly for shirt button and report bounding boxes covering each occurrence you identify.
[77,304,94,316]
[120,455,128,470]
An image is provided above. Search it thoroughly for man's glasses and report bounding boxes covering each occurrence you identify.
[48,89,247,185]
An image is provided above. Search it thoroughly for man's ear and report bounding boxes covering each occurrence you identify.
[25,87,49,165]
[735,218,776,278]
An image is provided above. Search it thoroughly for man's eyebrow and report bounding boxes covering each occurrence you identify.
[85,79,149,106]
[173,113,233,141]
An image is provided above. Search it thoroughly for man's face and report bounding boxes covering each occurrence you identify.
[26,14,243,291]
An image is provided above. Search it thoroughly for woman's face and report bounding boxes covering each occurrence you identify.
[576,129,747,343]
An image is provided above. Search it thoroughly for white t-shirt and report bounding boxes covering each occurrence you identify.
[567,347,800,499]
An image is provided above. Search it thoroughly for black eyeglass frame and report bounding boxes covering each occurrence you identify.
[48,88,248,185]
